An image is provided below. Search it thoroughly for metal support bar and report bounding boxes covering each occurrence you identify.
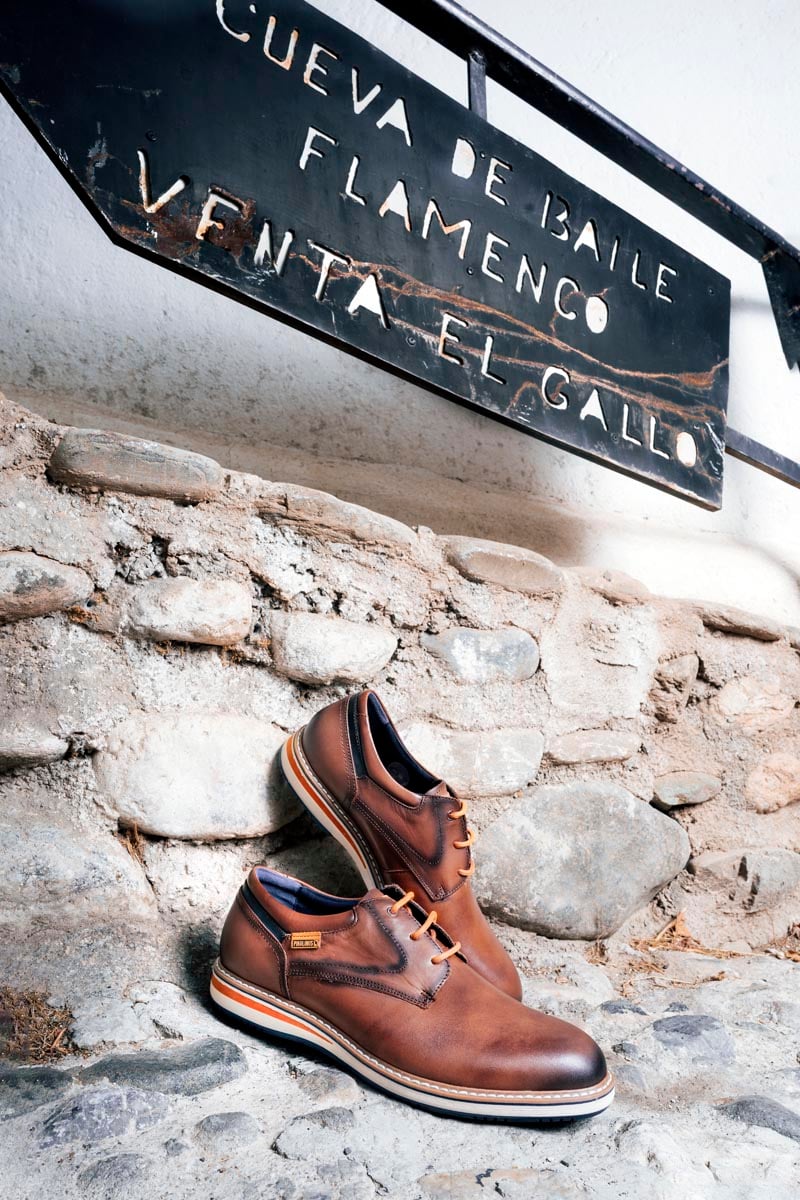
[725,429,800,490]
[467,49,486,119]
[376,0,800,371]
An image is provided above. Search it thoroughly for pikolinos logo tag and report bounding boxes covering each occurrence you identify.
[291,932,322,950]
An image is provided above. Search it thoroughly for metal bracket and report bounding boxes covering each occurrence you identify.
[378,0,800,373]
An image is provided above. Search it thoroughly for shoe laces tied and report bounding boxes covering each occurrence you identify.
[446,794,475,878]
[388,890,461,964]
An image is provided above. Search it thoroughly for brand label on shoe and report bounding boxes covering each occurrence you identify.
[290,932,322,950]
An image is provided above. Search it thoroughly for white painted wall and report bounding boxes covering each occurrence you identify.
[1,0,799,621]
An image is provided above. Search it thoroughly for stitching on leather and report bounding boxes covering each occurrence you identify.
[289,969,434,1008]
[355,795,467,900]
[213,962,615,1103]
[235,892,287,990]
[341,696,357,800]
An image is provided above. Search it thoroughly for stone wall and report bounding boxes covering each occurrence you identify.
[1,391,800,1040]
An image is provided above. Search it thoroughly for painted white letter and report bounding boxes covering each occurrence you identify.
[137,150,187,214]
[299,126,337,171]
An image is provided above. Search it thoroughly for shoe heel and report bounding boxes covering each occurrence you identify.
[280,732,376,889]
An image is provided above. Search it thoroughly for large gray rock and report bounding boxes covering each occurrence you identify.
[547,729,640,765]
[421,627,539,682]
[398,722,544,796]
[49,428,223,500]
[80,1038,246,1095]
[476,781,690,938]
[0,767,155,927]
[40,1086,170,1147]
[94,713,298,839]
[269,611,397,685]
[122,577,252,645]
[0,726,69,772]
[717,1096,800,1143]
[444,536,564,596]
[0,551,92,621]
[0,1065,76,1121]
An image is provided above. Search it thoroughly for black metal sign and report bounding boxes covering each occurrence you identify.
[0,0,730,507]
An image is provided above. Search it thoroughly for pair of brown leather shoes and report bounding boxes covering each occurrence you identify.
[211,690,614,1121]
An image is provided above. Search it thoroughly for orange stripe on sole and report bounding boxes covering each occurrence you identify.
[285,735,369,871]
[211,974,333,1044]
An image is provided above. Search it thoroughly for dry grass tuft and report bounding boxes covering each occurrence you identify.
[631,911,742,959]
[0,986,80,1063]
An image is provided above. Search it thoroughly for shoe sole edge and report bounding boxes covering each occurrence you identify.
[210,960,615,1122]
[281,729,379,889]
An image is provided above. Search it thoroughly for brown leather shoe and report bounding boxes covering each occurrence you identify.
[211,867,614,1121]
[280,690,523,1000]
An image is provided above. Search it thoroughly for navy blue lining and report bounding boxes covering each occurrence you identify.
[242,879,286,941]
[254,868,359,917]
[365,693,439,793]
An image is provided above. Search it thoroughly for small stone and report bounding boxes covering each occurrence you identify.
[476,781,690,938]
[738,849,800,912]
[0,727,69,772]
[79,1037,246,1095]
[0,1064,76,1121]
[49,428,222,500]
[164,1138,189,1157]
[269,611,397,685]
[547,729,640,765]
[573,566,651,605]
[421,627,539,683]
[695,602,784,642]
[40,1086,170,1146]
[714,676,794,732]
[273,1106,355,1159]
[613,1064,648,1092]
[600,999,648,1015]
[78,1153,153,1191]
[444,536,564,596]
[280,484,417,549]
[651,771,722,810]
[687,851,742,885]
[122,577,252,645]
[93,713,297,839]
[296,1066,361,1107]
[0,551,92,622]
[397,722,544,796]
[718,1095,800,1143]
[745,753,800,813]
[651,654,699,723]
[651,1014,735,1062]
[193,1110,260,1150]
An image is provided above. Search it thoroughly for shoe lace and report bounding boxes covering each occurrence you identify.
[446,795,475,879]
[388,890,461,964]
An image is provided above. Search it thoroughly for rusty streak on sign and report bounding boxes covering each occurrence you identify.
[0,0,731,507]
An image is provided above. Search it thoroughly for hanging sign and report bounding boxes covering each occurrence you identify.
[0,0,730,506]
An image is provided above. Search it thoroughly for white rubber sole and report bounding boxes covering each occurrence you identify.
[210,961,615,1122]
[281,730,379,890]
